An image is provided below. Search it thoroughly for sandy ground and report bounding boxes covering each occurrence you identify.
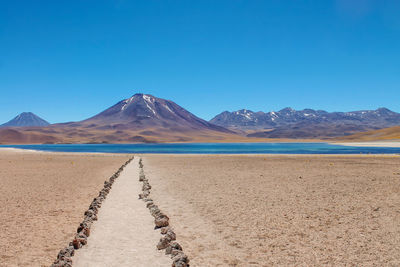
[0,149,130,267]
[334,141,400,147]
[143,154,400,266]
[73,157,170,266]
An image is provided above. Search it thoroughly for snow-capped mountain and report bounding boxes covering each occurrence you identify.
[0,112,50,127]
[76,93,233,134]
[210,107,400,138]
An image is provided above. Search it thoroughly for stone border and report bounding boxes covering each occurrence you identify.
[50,157,134,267]
[138,158,190,267]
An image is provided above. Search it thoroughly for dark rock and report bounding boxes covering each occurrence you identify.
[160,226,171,235]
[165,242,182,255]
[51,259,72,267]
[155,215,169,228]
[172,253,190,267]
[84,209,95,217]
[150,208,162,218]
[72,238,81,249]
[157,236,171,250]
[142,184,151,191]
[57,245,75,259]
[166,229,176,241]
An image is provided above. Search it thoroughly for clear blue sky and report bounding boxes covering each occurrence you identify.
[1,0,399,123]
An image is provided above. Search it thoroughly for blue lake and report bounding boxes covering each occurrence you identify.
[1,143,400,154]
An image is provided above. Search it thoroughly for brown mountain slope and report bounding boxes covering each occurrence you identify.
[0,128,60,144]
[336,126,400,141]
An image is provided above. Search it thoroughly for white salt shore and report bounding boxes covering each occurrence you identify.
[333,141,400,147]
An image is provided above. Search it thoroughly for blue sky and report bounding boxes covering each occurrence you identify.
[1,0,399,123]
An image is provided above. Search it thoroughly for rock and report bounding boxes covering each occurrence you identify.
[85,212,97,221]
[160,227,176,240]
[160,226,171,235]
[77,227,90,237]
[165,242,182,255]
[82,217,94,226]
[84,209,95,217]
[166,229,176,241]
[57,245,75,259]
[51,259,72,267]
[172,253,190,267]
[73,233,87,248]
[150,206,161,217]
[72,238,81,249]
[142,184,151,191]
[170,248,184,257]
[77,220,92,233]
[155,216,169,228]
[157,236,171,250]
[88,204,98,213]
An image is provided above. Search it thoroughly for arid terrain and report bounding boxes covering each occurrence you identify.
[144,154,400,266]
[0,149,130,267]
[1,150,400,266]
[336,126,400,141]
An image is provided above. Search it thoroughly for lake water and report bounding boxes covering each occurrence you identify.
[1,143,400,154]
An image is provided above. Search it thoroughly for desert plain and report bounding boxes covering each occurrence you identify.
[1,149,400,266]
[143,154,400,266]
[0,149,130,267]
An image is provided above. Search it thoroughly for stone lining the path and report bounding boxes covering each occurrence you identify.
[138,158,190,267]
[50,157,134,267]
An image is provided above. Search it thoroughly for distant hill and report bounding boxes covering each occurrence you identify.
[210,108,400,138]
[0,112,50,127]
[336,126,400,141]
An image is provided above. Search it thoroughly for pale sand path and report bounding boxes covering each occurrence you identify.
[73,157,170,267]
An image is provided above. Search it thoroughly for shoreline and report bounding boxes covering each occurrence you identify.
[0,141,400,155]
[1,147,400,157]
[332,141,400,147]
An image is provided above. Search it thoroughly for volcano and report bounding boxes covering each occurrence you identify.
[75,93,233,134]
[0,112,50,128]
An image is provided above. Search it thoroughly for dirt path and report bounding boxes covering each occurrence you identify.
[73,157,170,267]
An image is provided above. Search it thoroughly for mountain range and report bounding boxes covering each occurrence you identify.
[0,94,239,144]
[210,108,400,138]
[0,93,399,144]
